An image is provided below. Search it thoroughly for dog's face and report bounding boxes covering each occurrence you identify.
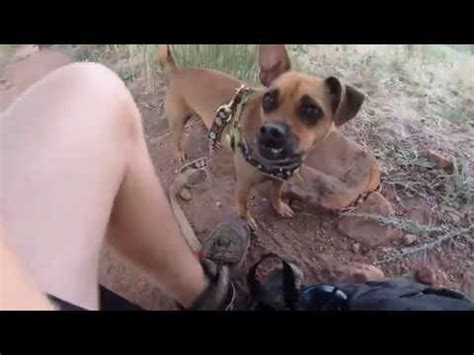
[256,45,365,162]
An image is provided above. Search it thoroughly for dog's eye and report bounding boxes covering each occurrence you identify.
[262,90,279,112]
[298,96,322,125]
[302,105,321,119]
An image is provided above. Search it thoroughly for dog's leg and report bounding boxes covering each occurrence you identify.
[270,180,296,218]
[236,180,258,231]
[234,156,264,231]
[165,96,191,164]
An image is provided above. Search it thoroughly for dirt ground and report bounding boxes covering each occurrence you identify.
[1,45,472,310]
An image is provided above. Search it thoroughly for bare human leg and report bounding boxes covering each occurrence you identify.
[0,62,210,310]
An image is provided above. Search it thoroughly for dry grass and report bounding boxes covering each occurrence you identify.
[292,45,474,214]
[376,225,474,265]
[292,45,474,263]
[73,45,261,91]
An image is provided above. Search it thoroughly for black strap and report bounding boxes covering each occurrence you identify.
[247,253,300,310]
[47,286,143,311]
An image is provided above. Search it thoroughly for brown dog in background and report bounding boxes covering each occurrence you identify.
[158,45,380,229]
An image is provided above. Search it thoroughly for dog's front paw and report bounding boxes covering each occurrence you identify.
[275,201,296,219]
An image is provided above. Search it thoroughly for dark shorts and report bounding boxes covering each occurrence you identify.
[48,285,144,311]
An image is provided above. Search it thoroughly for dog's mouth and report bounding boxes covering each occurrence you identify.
[255,125,301,161]
[238,122,305,179]
[259,144,286,160]
[249,135,303,168]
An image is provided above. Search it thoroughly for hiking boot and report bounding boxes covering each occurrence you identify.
[187,258,235,311]
[186,216,251,310]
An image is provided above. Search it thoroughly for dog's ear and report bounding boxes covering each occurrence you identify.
[258,45,291,87]
[325,77,364,126]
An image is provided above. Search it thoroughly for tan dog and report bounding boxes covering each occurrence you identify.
[159,45,379,229]
[258,48,381,211]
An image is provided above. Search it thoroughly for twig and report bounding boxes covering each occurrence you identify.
[376,225,474,265]
[168,168,204,253]
[339,212,444,235]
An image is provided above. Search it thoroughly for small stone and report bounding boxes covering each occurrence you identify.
[424,150,455,173]
[414,266,435,286]
[337,263,385,283]
[402,234,417,246]
[178,187,192,201]
[352,243,361,253]
[216,201,222,207]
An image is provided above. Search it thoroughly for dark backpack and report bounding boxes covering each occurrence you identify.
[247,254,474,311]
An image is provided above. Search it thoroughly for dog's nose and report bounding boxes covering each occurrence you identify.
[258,122,294,160]
[259,122,288,147]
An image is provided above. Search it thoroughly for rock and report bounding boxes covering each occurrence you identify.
[337,262,385,283]
[414,266,435,286]
[216,201,222,207]
[178,187,192,201]
[402,234,417,246]
[337,192,403,248]
[352,243,361,253]
[424,150,455,174]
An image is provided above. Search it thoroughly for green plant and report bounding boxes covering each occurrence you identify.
[169,45,259,83]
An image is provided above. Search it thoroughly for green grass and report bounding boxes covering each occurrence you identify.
[71,45,309,89]
[73,45,262,91]
[169,45,259,84]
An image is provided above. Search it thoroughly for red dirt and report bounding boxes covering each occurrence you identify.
[2,46,472,310]
[138,76,473,308]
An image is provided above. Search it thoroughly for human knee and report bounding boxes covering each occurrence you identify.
[46,62,143,139]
